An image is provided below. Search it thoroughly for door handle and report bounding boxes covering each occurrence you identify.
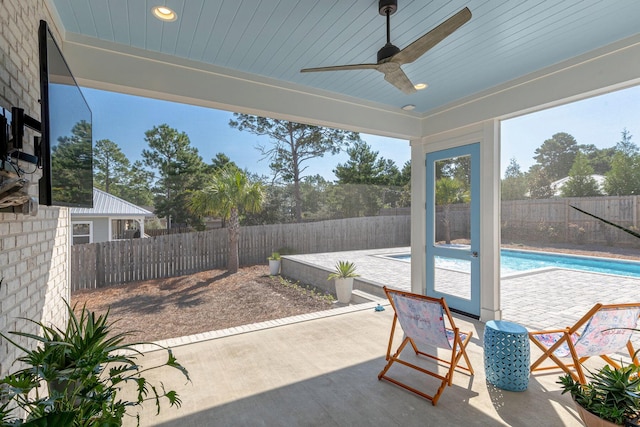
[470,251,478,258]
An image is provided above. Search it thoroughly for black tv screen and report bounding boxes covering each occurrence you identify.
[38,20,93,208]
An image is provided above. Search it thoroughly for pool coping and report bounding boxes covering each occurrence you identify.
[374,247,640,279]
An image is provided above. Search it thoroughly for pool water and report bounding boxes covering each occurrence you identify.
[390,249,640,278]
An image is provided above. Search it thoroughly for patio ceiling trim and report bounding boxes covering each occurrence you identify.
[63,34,422,140]
[420,33,640,138]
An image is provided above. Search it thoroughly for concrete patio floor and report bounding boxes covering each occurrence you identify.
[130,303,585,426]
[125,248,640,426]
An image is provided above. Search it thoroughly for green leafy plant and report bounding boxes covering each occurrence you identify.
[272,276,335,304]
[327,261,360,280]
[0,302,190,426]
[568,223,586,245]
[267,252,281,261]
[559,364,640,425]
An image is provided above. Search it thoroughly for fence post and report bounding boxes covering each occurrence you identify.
[96,243,105,288]
[564,199,569,242]
[635,195,638,230]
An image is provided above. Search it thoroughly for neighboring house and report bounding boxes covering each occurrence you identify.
[550,175,606,197]
[69,188,153,245]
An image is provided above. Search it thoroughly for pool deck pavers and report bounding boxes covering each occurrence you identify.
[283,246,640,331]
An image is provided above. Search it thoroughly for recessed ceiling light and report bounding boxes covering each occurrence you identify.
[152,6,177,22]
[401,104,416,111]
[414,83,428,90]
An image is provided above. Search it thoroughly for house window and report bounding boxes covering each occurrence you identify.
[111,219,141,240]
[72,222,93,245]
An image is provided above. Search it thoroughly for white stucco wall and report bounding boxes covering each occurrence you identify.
[0,1,69,376]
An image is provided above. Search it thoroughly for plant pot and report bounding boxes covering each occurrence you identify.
[268,259,281,275]
[49,379,83,407]
[573,399,620,427]
[627,417,640,427]
[334,277,353,304]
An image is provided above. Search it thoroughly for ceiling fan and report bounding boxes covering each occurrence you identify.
[300,0,471,95]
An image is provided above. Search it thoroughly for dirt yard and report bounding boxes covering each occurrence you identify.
[71,265,335,344]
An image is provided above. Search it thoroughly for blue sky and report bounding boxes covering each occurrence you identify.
[82,88,410,181]
[501,85,640,177]
[83,84,640,180]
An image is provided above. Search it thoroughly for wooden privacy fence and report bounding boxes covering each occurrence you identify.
[71,215,411,291]
[501,196,640,246]
[439,195,640,245]
[71,196,640,291]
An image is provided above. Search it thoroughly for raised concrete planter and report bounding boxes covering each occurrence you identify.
[281,257,386,300]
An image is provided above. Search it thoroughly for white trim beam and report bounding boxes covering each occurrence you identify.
[63,35,422,140]
[420,34,640,137]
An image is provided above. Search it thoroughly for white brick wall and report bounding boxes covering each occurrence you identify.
[0,0,69,376]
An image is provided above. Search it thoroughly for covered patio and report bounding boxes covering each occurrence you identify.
[127,257,640,426]
[3,1,640,426]
[130,302,578,427]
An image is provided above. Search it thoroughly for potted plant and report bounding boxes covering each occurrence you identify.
[559,364,640,426]
[268,252,281,275]
[327,260,360,304]
[0,301,190,426]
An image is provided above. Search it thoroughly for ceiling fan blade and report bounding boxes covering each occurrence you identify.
[392,7,471,65]
[382,66,416,94]
[301,63,379,73]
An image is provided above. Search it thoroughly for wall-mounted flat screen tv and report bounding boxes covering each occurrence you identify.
[38,20,93,208]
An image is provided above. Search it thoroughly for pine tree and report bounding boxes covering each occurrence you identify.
[229,114,360,222]
[604,129,640,196]
[501,158,528,200]
[142,124,206,229]
[94,139,130,194]
[561,152,601,197]
[533,132,579,181]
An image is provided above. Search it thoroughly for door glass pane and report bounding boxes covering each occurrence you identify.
[434,256,471,300]
[434,155,471,249]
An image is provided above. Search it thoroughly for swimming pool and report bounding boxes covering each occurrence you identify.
[388,249,640,278]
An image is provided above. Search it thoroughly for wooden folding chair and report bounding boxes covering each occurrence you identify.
[378,287,474,405]
[529,302,640,384]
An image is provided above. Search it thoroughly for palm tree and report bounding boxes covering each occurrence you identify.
[435,177,470,244]
[189,167,264,273]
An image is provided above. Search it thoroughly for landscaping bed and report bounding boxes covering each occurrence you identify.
[71,265,334,344]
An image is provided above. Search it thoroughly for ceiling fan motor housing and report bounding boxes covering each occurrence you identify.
[377,43,400,62]
[379,0,398,16]
[378,0,399,61]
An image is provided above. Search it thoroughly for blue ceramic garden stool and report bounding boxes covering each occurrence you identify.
[483,320,530,391]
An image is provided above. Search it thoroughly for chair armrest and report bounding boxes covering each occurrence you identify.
[529,328,567,336]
